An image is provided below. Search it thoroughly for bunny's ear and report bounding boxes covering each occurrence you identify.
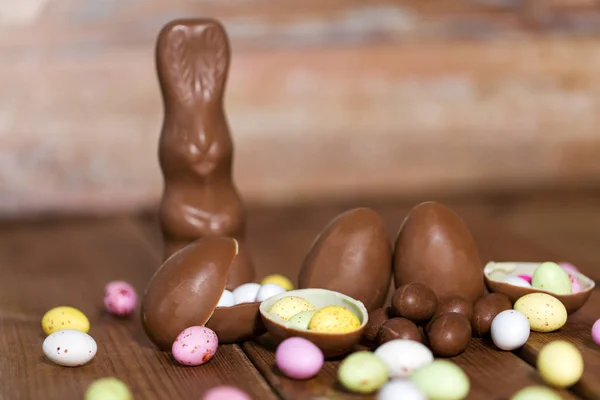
[156,20,230,107]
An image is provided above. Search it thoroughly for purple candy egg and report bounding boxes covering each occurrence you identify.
[517,275,532,284]
[559,262,580,275]
[172,326,218,366]
[593,320,600,346]
[104,281,138,316]
[275,337,324,380]
[203,386,251,400]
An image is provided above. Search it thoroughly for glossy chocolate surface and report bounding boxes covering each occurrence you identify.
[364,307,392,343]
[471,293,512,337]
[392,282,437,325]
[427,313,471,357]
[377,318,422,344]
[298,208,392,311]
[206,302,266,343]
[394,201,485,303]
[141,236,238,350]
[156,19,254,288]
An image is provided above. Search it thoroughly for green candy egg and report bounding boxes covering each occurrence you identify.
[510,386,561,400]
[410,360,469,400]
[288,310,316,330]
[85,378,133,400]
[338,351,389,394]
[532,262,572,295]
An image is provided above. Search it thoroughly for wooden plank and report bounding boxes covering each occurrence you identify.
[0,218,278,400]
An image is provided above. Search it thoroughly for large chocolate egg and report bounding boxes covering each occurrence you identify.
[298,208,392,311]
[393,202,484,303]
[141,237,263,350]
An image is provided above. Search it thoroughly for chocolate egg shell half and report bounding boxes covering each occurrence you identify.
[141,237,263,350]
[484,261,594,314]
[259,288,368,358]
[393,201,485,303]
[298,208,392,312]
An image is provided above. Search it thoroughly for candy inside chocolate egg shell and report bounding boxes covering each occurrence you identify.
[393,201,485,304]
[259,288,368,358]
[141,237,263,350]
[298,208,392,312]
[484,262,594,314]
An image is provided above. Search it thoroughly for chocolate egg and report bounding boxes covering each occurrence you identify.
[392,283,437,325]
[141,237,264,350]
[298,208,392,311]
[364,307,392,343]
[426,296,472,331]
[427,313,471,357]
[471,293,512,337]
[393,202,484,303]
[377,318,422,344]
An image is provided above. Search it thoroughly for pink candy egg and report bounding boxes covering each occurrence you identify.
[592,319,600,346]
[275,337,324,380]
[517,275,532,284]
[172,326,218,366]
[203,386,252,400]
[559,262,579,275]
[104,281,137,316]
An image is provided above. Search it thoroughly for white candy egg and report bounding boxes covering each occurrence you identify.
[256,283,287,302]
[43,329,97,367]
[374,339,434,379]
[377,380,426,400]
[504,276,532,288]
[232,283,261,305]
[217,289,235,307]
[491,310,530,351]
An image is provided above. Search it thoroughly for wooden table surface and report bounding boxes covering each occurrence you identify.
[1,191,599,400]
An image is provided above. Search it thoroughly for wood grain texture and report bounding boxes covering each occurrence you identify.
[2,1,600,215]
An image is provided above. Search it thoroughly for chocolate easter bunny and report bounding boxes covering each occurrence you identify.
[156,19,254,289]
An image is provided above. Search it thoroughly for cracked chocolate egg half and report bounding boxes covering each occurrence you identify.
[141,236,264,350]
[298,207,392,312]
[484,261,594,314]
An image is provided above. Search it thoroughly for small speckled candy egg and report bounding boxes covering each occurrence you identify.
[104,281,137,316]
[517,275,532,284]
[275,337,324,379]
[510,386,561,400]
[268,296,315,320]
[261,274,294,291]
[537,340,583,388]
[42,306,90,335]
[203,386,252,400]
[374,339,433,379]
[410,360,470,400]
[568,273,581,293]
[288,310,316,330]
[490,310,530,351]
[531,262,572,295]
[592,319,600,345]
[338,351,389,394]
[308,306,361,333]
[172,326,218,366]
[85,377,133,400]
[377,380,427,400]
[232,283,261,305]
[43,329,97,367]
[514,293,567,333]
[504,276,532,288]
[217,290,235,307]
[256,283,287,302]
[559,262,579,275]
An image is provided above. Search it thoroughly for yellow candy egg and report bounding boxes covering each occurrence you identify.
[42,306,90,335]
[513,293,567,333]
[537,341,583,388]
[268,296,315,320]
[308,306,361,333]
[261,274,294,291]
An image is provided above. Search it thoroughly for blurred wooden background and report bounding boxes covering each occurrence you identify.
[1,0,600,216]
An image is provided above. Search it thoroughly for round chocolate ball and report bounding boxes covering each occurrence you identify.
[364,307,392,342]
[426,296,473,331]
[471,293,512,337]
[427,313,472,357]
[377,318,422,345]
[392,283,437,324]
